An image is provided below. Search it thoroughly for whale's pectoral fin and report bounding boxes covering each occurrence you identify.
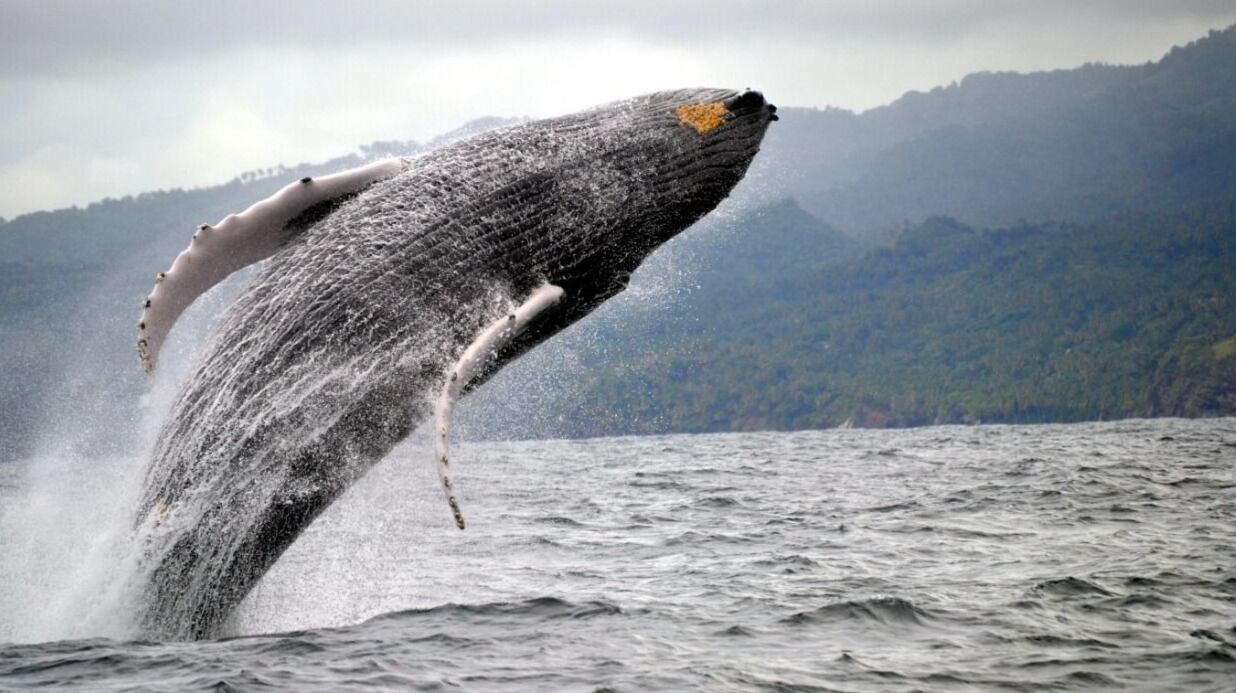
[432,283,566,530]
[135,158,406,374]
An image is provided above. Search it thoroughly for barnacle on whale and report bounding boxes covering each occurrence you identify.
[677,102,730,134]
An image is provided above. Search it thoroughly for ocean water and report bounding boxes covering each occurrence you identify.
[1,418,1234,691]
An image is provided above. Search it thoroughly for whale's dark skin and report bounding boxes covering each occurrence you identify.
[134,88,776,639]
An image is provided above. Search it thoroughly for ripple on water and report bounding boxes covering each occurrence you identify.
[3,419,1236,691]
[1031,577,1115,597]
[782,597,935,627]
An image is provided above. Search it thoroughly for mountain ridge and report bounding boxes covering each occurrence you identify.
[3,25,1236,459]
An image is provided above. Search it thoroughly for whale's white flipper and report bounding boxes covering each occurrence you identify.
[432,284,565,529]
[136,157,406,373]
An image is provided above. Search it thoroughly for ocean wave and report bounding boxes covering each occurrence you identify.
[1031,576,1114,597]
[533,515,586,527]
[782,596,933,627]
[752,554,819,569]
[364,596,625,624]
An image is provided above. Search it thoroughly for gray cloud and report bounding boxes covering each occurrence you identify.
[2,1,1236,219]
[4,0,1235,77]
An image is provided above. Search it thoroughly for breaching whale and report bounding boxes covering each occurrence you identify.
[132,88,776,638]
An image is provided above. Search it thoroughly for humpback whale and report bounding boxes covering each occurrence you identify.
[133,88,776,639]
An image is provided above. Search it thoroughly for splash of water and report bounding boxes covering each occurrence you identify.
[0,269,248,643]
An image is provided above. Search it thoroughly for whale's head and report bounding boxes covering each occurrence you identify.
[655,87,777,217]
[542,87,776,295]
[664,87,778,180]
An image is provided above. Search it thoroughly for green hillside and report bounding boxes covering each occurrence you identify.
[468,200,1236,437]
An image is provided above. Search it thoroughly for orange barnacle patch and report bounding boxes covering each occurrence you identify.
[677,102,729,134]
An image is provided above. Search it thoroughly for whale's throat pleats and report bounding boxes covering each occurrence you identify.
[136,158,406,374]
[430,284,566,529]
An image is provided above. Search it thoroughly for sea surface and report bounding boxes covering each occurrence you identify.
[1,418,1235,691]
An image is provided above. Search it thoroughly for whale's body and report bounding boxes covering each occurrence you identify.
[134,89,775,638]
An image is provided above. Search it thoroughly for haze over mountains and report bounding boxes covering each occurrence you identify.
[769,25,1236,235]
[2,26,1235,459]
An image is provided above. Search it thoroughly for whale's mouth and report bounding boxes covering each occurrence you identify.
[724,90,777,121]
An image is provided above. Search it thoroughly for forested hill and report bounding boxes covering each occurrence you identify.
[762,25,1236,237]
[3,26,1236,459]
[464,199,1236,438]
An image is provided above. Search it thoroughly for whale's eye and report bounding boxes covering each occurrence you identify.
[676,102,729,134]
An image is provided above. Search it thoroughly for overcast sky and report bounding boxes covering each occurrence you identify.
[2,0,1235,220]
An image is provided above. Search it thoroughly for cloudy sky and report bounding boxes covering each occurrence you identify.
[2,0,1235,220]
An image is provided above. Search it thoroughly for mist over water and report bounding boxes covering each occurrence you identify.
[2,418,1234,691]
[0,273,249,644]
[0,453,140,642]
[0,403,170,643]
